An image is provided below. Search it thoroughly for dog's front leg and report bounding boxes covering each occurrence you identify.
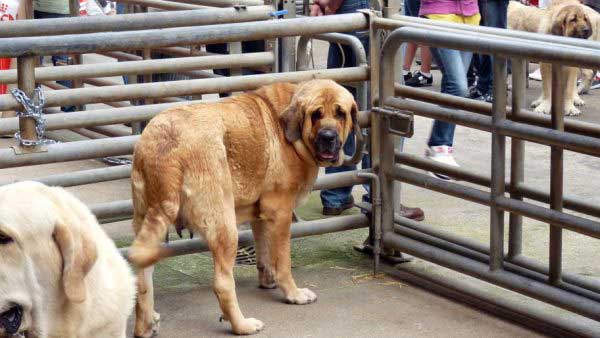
[260,199,317,305]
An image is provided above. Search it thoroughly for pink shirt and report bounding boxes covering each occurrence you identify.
[419,0,480,17]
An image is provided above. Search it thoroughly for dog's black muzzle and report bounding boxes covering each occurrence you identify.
[315,128,341,162]
[0,305,23,336]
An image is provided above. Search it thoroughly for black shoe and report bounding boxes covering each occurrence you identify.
[403,72,412,83]
[477,93,493,103]
[467,86,484,99]
[405,71,433,87]
[322,196,355,216]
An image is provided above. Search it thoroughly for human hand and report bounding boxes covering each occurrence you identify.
[310,3,324,16]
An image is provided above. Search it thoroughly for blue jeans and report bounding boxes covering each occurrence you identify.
[320,0,370,208]
[403,0,420,17]
[34,11,75,112]
[428,47,473,147]
[475,0,508,95]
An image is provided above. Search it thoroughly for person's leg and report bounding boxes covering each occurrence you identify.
[476,0,508,98]
[402,0,420,79]
[206,43,231,98]
[321,43,358,214]
[420,47,432,74]
[428,47,471,147]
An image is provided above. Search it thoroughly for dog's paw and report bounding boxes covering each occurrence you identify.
[573,96,585,107]
[534,101,551,115]
[531,97,543,108]
[258,267,277,289]
[232,318,264,335]
[134,312,160,338]
[285,288,317,305]
[566,104,581,116]
[578,84,589,95]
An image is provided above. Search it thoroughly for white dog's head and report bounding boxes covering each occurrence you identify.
[0,182,97,338]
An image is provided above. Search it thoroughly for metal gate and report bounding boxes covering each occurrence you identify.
[371,12,600,337]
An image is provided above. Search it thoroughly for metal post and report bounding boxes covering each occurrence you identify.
[508,58,526,259]
[549,64,565,285]
[279,0,297,72]
[369,11,384,252]
[490,57,507,271]
[16,57,38,146]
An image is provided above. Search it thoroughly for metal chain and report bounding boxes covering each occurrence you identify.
[10,87,56,147]
[102,156,133,166]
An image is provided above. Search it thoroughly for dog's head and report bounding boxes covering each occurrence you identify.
[552,4,593,39]
[281,79,358,167]
[0,182,97,338]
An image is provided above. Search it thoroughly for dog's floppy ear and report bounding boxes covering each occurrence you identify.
[551,9,568,36]
[53,221,98,303]
[281,98,303,143]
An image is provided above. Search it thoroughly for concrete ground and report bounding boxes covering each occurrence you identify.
[1,41,600,337]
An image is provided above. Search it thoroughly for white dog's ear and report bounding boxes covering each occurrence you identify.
[280,98,303,143]
[53,222,98,303]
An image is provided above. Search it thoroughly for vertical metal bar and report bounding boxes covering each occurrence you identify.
[508,58,526,259]
[490,57,507,271]
[279,0,297,72]
[378,25,396,240]
[549,64,565,285]
[369,12,384,251]
[16,57,38,145]
[229,41,243,96]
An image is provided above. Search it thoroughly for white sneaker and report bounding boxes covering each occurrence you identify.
[590,72,600,90]
[425,145,459,181]
[529,68,542,81]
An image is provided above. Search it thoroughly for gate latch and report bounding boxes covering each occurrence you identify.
[371,107,414,138]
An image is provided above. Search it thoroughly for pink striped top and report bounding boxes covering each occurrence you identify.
[419,0,480,17]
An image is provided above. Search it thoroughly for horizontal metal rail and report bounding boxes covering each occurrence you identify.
[394,151,600,219]
[0,13,368,57]
[170,0,264,8]
[118,0,207,10]
[388,166,600,240]
[0,6,274,38]
[375,15,600,51]
[119,213,369,259]
[0,52,274,84]
[0,67,368,111]
[382,232,600,322]
[386,97,600,157]
[0,101,371,135]
[85,168,370,221]
[382,27,600,69]
[394,85,600,139]
[0,136,138,169]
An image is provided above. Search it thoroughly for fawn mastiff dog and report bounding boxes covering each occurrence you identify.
[509,0,593,116]
[0,181,135,338]
[128,79,360,337]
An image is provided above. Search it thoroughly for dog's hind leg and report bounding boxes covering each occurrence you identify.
[183,165,264,335]
[134,265,160,338]
[251,219,277,289]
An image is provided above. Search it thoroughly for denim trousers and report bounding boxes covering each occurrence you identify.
[475,0,509,95]
[34,11,75,112]
[428,47,473,147]
[320,0,370,208]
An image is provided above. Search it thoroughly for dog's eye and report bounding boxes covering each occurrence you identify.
[335,107,346,120]
[311,109,322,125]
[0,232,13,245]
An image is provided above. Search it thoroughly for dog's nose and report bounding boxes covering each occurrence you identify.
[317,129,337,143]
[0,305,23,335]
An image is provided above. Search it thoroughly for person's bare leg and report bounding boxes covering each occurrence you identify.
[420,47,432,74]
[403,42,417,73]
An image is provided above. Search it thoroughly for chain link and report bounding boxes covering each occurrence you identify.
[10,87,56,147]
[102,156,133,166]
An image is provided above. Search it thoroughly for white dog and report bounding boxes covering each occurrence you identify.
[0,181,135,338]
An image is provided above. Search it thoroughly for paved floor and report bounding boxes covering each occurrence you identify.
[1,42,600,337]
